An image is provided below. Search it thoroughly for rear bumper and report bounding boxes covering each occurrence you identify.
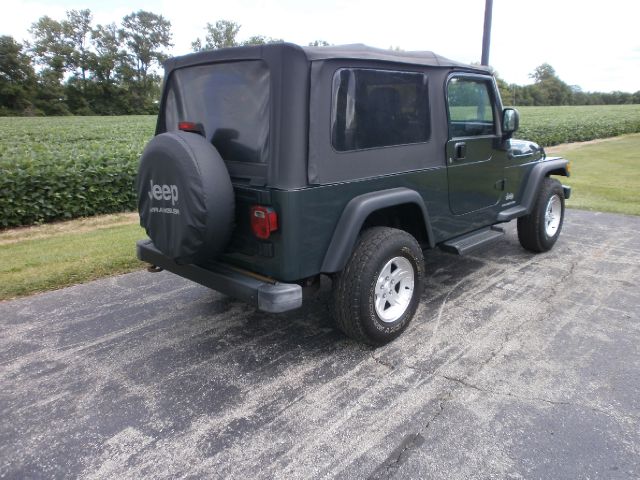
[136,239,302,313]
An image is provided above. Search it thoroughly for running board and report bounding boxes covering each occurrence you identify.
[440,226,505,255]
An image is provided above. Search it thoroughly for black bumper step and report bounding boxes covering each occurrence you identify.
[136,239,302,313]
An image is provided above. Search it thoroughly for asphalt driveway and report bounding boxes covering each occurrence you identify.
[1,209,639,479]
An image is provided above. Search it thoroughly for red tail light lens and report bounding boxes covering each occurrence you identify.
[178,121,204,135]
[250,206,278,240]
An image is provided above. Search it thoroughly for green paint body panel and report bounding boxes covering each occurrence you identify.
[221,165,511,282]
[446,136,506,215]
[219,141,566,283]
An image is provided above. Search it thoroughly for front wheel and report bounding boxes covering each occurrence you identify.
[517,177,565,253]
[332,227,425,346]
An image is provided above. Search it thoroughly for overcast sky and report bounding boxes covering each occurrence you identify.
[2,0,639,93]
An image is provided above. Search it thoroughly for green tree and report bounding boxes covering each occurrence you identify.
[0,36,36,114]
[529,63,572,105]
[120,11,172,85]
[28,16,73,114]
[91,23,122,83]
[86,22,130,114]
[495,76,512,105]
[530,63,556,83]
[29,15,72,79]
[119,10,172,113]
[192,20,240,51]
[33,69,70,115]
[63,9,94,89]
[242,35,283,46]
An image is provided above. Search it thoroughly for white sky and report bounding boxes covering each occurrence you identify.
[2,0,639,92]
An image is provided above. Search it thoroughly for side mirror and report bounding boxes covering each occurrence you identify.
[502,108,519,138]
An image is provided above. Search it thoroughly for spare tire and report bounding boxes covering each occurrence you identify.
[136,131,234,265]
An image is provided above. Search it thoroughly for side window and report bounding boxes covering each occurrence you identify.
[447,77,495,138]
[331,68,430,151]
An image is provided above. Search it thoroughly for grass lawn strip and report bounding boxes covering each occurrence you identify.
[550,133,640,216]
[1,214,144,301]
[0,212,139,245]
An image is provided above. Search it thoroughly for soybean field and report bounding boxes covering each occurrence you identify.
[0,116,154,227]
[516,105,640,146]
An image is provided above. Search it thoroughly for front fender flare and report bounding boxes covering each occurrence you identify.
[321,187,434,273]
[498,157,569,222]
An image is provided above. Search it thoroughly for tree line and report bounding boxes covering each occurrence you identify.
[1,10,638,116]
[1,10,172,116]
[495,64,640,106]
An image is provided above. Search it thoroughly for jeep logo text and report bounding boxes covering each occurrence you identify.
[148,180,178,206]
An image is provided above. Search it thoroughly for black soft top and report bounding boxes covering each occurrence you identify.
[159,43,489,189]
[164,42,486,73]
[302,43,486,70]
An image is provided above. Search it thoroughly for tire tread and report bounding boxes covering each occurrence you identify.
[517,177,564,253]
[332,227,423,346]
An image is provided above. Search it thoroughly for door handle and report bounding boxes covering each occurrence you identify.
[454,142,466,160]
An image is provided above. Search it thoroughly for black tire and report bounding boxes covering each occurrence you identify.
[517,177,565,253]
[332,227,425,347]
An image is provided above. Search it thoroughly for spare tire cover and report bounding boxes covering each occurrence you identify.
[136,131,234,265]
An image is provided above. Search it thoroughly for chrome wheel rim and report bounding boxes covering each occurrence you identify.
[374,256,415,323]
[545,194,562,237]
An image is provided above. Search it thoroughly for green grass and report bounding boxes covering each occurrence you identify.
[549,133,640,215]
[0,214,145,301]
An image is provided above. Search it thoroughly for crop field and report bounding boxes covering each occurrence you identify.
[0,116,155,227]
[516,105,640,146]
[1,105,640,227]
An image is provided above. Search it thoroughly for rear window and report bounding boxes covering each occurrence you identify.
[331,68,430,151]
[163,60,270,164]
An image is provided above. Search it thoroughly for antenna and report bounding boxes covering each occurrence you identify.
[481,0,493,66]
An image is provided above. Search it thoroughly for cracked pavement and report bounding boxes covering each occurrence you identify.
[1,209,639,479]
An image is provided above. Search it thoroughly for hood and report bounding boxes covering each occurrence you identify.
[509,139,546,160]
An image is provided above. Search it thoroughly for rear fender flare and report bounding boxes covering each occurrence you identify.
[321,187,434,273]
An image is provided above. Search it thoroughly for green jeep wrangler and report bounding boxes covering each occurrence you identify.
[136,43,571,346]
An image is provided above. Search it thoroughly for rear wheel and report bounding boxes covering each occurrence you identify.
[517,177,565,252]
[332,227,425,346]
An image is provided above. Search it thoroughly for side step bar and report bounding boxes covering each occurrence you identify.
[440,226,505,255]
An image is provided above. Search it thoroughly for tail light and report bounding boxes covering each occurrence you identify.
[178,121,204,136]
[250,206,278,240]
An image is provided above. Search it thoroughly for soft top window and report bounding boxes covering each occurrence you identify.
[331,68,430,152]
[163,60,270,164]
